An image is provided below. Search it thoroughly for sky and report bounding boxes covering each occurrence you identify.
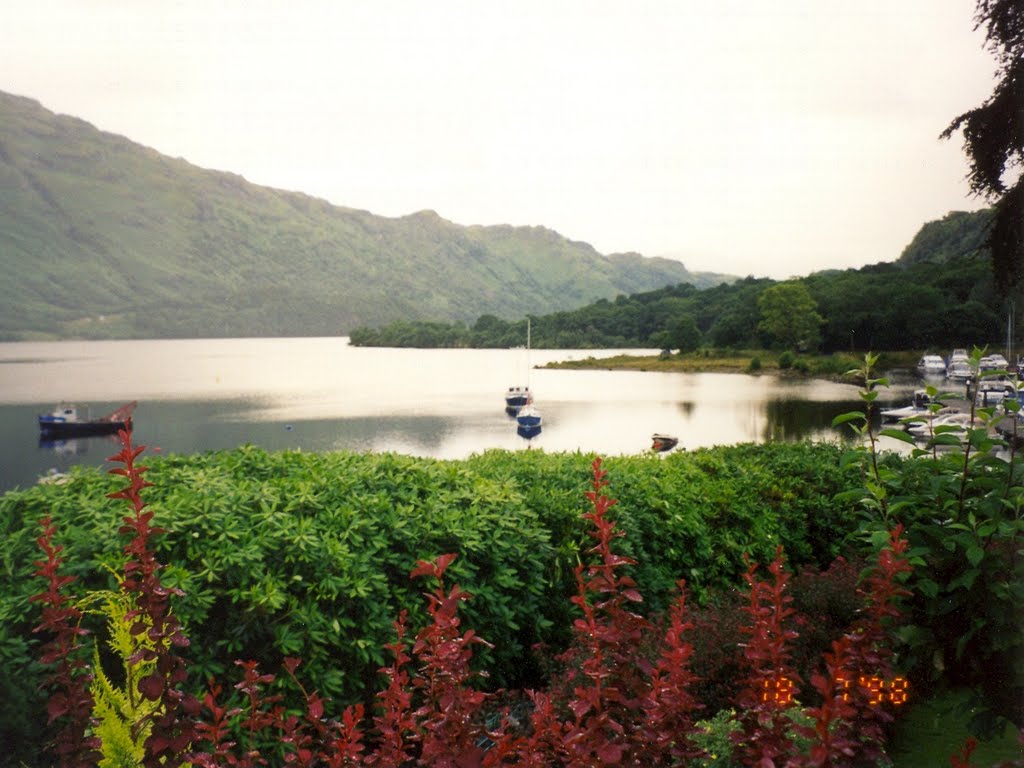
[0,1,1000,279]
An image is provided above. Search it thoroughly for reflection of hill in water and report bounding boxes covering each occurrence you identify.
[762,398,865,443]
[674,401,696,417]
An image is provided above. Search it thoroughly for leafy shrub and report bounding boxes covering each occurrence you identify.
[748,356,762,372]
[836,351,1024,735]
[779,350,795,369]
[0,443,866,761]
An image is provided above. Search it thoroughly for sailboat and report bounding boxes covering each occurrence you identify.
[516,403,542,429]
[509,319,542,436]
[505,319,534,414]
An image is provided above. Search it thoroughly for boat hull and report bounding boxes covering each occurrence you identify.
[651,434,678,452]
[38,417,132,437]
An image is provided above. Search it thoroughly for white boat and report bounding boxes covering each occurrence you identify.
[880,390,935,421]
[907,411,977,439]
[505,319,535,413]
[975,380,1017,406]
[916,355,947,377]
[981,354,1009,372]
[946,360,972,382]
[504,386,531,411]
[950,348,969,363]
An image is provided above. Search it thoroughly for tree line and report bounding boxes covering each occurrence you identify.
[349,252,1010,353]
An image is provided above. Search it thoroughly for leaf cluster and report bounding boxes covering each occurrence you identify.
[835,352,1024,735]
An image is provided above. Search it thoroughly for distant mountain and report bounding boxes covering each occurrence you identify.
[0,91,732,340]
[898,209,993,267]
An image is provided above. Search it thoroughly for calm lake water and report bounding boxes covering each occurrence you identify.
[0,338,921,493]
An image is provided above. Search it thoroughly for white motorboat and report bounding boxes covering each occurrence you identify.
[916,355,947,377]
[947,360,972,382]
[975,380,1017,406]
[907,411,977,439]
[880,390,935,422]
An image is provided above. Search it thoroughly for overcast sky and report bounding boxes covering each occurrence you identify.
[1,1,998,278]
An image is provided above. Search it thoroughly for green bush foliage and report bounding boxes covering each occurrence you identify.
[835,351,1024,736]
[0,442,863,758]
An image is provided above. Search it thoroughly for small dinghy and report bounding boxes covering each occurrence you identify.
[651,433,678,452]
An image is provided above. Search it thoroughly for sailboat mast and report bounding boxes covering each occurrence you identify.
[526,318,531,390]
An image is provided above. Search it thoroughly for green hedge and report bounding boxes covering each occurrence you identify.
[0,442,862,757]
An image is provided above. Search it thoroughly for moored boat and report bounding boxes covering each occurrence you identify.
[916,355,947,377]
[946,360,972,382]
[880,390,935,422]
[975,379,1017,406]
[651,433,679,452]
[907,411,979,439]
[38,401,136,436]
[504,386,531,412]
[516,404,542,429]
[505,319,535,413]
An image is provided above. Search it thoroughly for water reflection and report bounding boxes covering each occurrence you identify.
[38,433,122,456]
[0,339,919,493]
[762,398,864,443]
[516,424,543,441]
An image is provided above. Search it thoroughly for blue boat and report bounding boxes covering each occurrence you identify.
[517,422,542,440]
[516,404,542,429]
[38,401,136,437]
[505,385,531,411]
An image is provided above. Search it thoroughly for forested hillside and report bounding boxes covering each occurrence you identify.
[352,210,1006,353]
[0,91,724,340]
[897,209,993,266]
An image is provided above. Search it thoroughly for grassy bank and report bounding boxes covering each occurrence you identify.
[544,349,922,379]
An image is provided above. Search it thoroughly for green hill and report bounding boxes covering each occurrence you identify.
[0,90,728,340]
[897,209,993,266]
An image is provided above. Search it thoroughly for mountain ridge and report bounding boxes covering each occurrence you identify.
[0,90,729,340]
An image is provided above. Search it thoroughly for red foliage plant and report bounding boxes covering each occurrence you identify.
[30,516,102,768]
[407,553,492,767]
[107,429,200,766]
[486,457,704,766]
[367,610,417,766]
[788,526,914,767]
[732,547,803,767]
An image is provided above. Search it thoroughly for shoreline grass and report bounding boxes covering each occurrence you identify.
[543,349,923,380]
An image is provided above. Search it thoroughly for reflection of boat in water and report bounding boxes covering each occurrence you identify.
[39,436,89,455]
[38,432,122,456]
[516,422,542,440]
[651,433,679,452]
[38,401,136,436]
